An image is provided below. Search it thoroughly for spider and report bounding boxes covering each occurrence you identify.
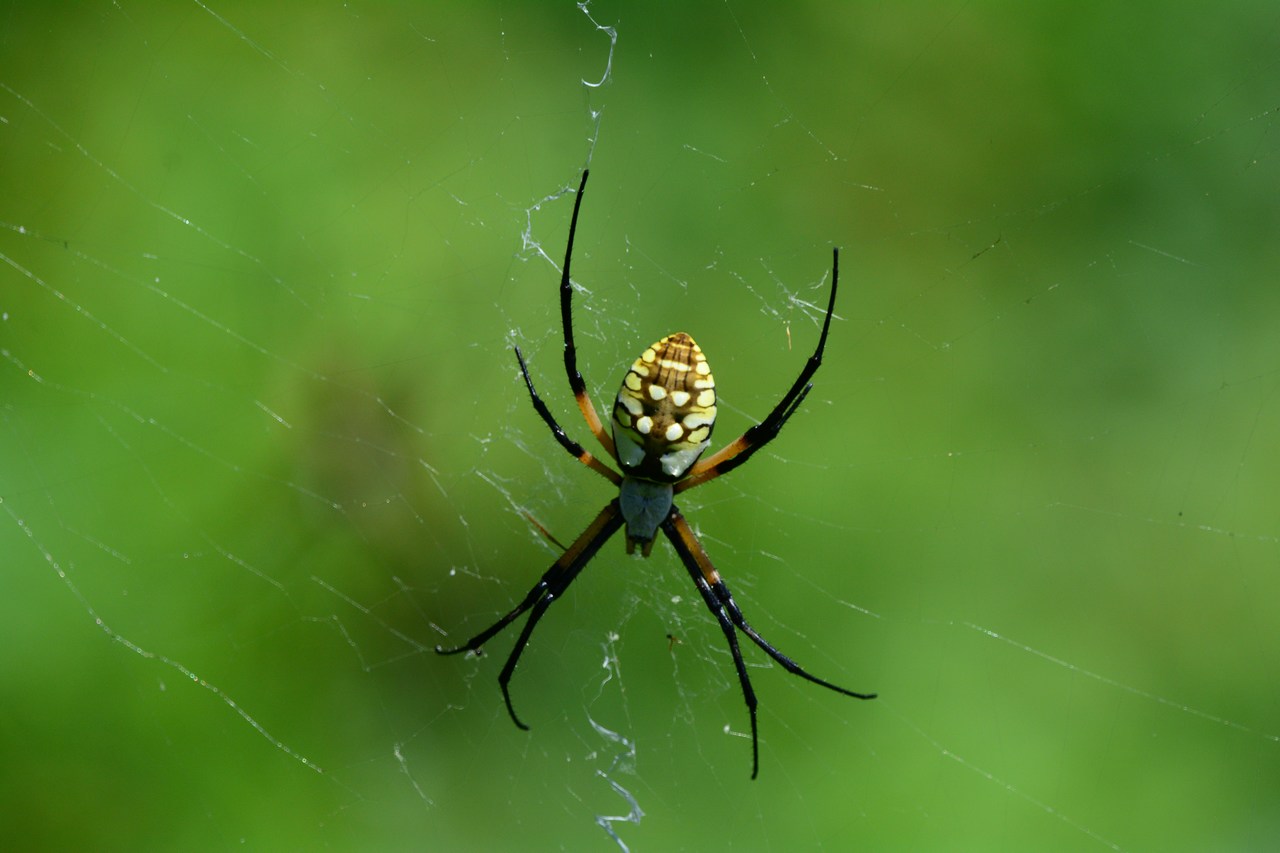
[436,170,875,779]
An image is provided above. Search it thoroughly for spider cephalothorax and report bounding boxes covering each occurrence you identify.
[436,169,874,779]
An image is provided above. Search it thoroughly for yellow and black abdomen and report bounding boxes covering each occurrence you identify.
[611,332,718,482]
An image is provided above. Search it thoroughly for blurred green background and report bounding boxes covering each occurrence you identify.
[3,2,1278,850]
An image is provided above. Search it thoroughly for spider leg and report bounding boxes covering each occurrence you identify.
[436,499,624,730]
[661,505,874,779]
[676,247,839,494]
[558,169,618,460]
[515,346,621,485]
[663,512,763,778]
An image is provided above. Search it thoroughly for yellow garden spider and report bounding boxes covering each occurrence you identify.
[437,170,875,778]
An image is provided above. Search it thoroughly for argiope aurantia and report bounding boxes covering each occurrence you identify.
[436,170,875,779]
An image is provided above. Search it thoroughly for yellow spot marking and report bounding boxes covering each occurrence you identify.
[618,395,643,416]
[636,416,653,435]
[684,411,714,429]
[641,348,657,363]
[687,426,709,443]
[625,372,643,391]
[694,361,711,375]
[696,389,716,408]
[648,384,667,401]
[664,423,684,442]
[670,390,691,407]
[659,358,691,372]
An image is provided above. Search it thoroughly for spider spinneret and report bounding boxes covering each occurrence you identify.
[436,169,874,779]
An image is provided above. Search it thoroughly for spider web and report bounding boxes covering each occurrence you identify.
[4,2,1279,850]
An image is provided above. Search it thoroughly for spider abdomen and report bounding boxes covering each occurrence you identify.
[611,332,718,482]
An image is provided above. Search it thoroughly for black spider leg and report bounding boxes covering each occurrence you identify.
[661,505,875,779]
[677,247,840,492]
[559,168,589,394]
[514,346,620,485]
[436,216,625,730]
[555,169,617,457]
[436,500,624,730]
